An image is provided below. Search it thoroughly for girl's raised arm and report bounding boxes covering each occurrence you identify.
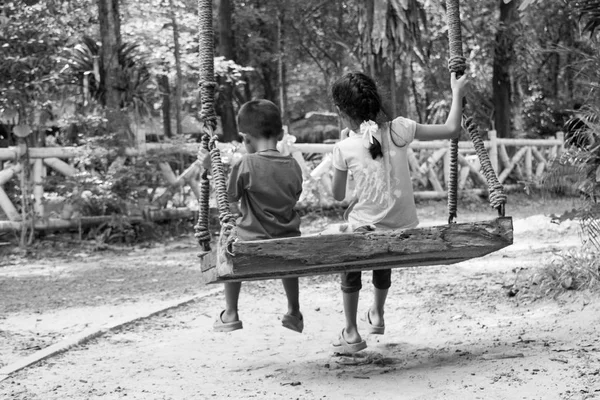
[415,73,467,142]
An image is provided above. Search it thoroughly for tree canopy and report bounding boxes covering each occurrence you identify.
[1,0,599,141]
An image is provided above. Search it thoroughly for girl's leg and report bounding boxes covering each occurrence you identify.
[369,287,388,327]
[281,277,301,318]
[343,290,362,344]
[222,282,242,323]
[341,271,363,344]
[369,269,391,327]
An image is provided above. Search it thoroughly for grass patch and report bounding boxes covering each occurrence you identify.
[534,247,600,296]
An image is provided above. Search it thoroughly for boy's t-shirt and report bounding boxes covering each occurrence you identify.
[332,116,419,230]
[227,149,303,241]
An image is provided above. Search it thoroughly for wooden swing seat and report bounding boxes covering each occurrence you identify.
[200,216,513,284]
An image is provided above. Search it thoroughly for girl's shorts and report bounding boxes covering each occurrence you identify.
[339,225,392,293]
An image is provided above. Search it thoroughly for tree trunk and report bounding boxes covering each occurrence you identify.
[216,0,238,142]
[97,0,129,141]
[360,0,397,120]
[97,0,121,110]
[492,0,518,138]
[158,75,172,138]
[168,0,183,136]
[276,10,289,127]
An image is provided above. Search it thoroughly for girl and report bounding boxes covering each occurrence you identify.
[330,71,467,353]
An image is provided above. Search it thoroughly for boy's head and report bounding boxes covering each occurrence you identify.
[237,100,283,141]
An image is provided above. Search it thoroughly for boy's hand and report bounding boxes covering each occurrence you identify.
[451,72,468,99]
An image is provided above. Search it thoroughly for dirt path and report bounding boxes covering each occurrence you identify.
[1,197,600,399]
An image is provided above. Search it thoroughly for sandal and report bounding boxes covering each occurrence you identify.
[282,312,304,333]
[365,309,385,335]
[331,329,367,354]
[213,310,243,332]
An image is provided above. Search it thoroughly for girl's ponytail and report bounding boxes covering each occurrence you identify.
[369,137,383,159]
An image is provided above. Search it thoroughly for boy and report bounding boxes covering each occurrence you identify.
[213,99,304,333]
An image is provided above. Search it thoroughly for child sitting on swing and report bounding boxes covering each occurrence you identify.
[213,99,305,334]
[330,71,467,353]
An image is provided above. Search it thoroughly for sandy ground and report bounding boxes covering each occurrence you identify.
[1,196,600,400]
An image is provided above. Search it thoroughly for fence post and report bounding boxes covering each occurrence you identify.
[525,147,532,182]
[488,130,498,173]
[33,159,45,217]
[556,131,564,156]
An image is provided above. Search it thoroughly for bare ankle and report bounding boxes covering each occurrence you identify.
[222,309,239,323]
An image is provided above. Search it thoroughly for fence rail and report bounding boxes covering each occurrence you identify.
[0,130,564,233]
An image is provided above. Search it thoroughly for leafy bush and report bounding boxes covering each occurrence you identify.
[62,36,153,112]
[535,247,600,295]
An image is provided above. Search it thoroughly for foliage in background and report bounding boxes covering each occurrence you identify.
[62,36,153,113]
[0,0,94,126]
[533,247,600,296]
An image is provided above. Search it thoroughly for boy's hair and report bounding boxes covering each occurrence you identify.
[331,72,383,159]
[237,100,283,139]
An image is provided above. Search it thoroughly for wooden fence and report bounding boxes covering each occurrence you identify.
[0,130,564,233]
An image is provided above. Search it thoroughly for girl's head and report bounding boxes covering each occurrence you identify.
[332,72,383,158]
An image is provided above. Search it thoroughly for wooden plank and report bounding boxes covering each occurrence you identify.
[525,147,533,181]
[457,154,487,186]
[498,144,511,170]
[458,165,470,190]
[43,158,77,176]
[428,169,444,192]
[159,162,178,185]
[0,186,20,221]
[0,208,196,232]
[443,148,450,186]
[496,138,562,146]
[531,147,546,163]
[498,147,527,183]
[0,164,21,185]
[407,149,427,186]
[488,130,499,173]
[419,148,447,175]
[32,159,44,217]
[535,162,545,179]
[201,217,513,283]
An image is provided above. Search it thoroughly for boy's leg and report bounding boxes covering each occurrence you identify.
[222,282,242,323]
[281,277,301,317]
[281,277,303,333]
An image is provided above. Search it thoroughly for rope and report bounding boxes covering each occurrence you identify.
[194,169,211,251]
[464,117,507,211]
[194,0,236,251]
[209,136,236,229]
[445,0,506,220]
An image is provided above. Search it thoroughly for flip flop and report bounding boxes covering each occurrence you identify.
[282,313,304,333]
[365,309,385,335]
[331,329,367,354]
[213,310,243,332]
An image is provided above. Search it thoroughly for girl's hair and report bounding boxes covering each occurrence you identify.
[332,72,383,159]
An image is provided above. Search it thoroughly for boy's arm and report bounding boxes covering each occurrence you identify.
[415,72,467,141]
[227,159,245,203]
